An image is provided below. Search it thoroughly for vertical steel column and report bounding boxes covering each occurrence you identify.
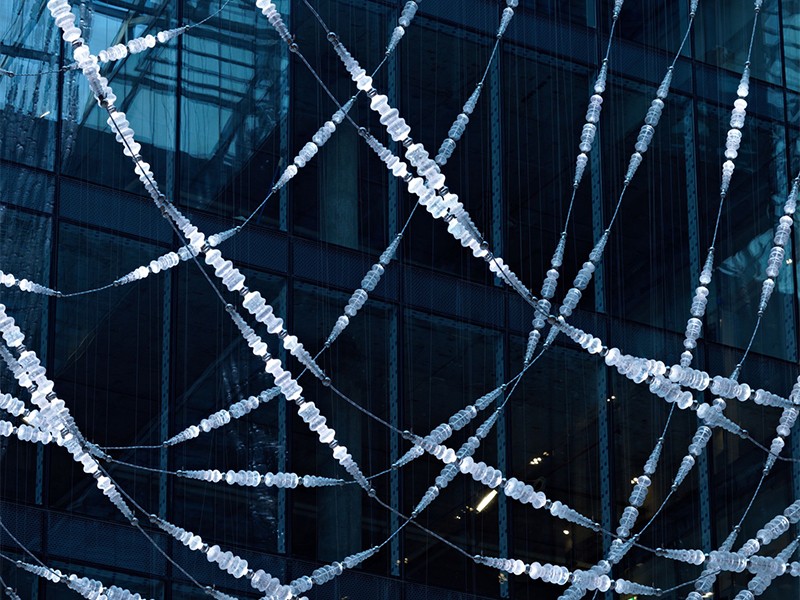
[488,35,510,598]
[683,107,700,284]
[278,0,291,232]
[389,311,401,577]
[597,370,610,532]
[783,294,798,364]
[788,281,800,543]
[165,3,184,595]
[774,0,794,344]
[496,341,509,598]
[490,38,504,261]
[275,0,292,555]
[683,103,712,551]
[35,251,49,507]
[590,123,613,600]
[386,8,402,576]
[597,365,611,600]
[590,135,605,314]
[159,275,171,519]
[681,2,714,552]
[277,283,288,555]
[36,17,68,597]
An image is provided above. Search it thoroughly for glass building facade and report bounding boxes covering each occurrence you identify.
[1,1,800,598]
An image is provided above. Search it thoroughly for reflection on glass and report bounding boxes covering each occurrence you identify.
[180,1,284,224]
[60,1,178,193]
[1,2,800,599]
[0,1,61,170]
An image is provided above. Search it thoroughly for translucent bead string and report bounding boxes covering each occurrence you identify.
[0,270,59,296]
[434,0,518,166]
[392,385,503,470]
[0,418,53,445]
[393,408,614,536]
[3,0,432,306]
[322,0,518,345]
[39,4,317,598]
[121,350,648,584]
[326,0,512,342]
[4,295,769,598]
[317,351,665,568]
[163,388,280,446]
[176,468,345,489]
[0,572,21,600]
[475,553,665,596]
[7,256,788,596]
[737,536,800,598]
[100,71,378,504]
[98,358,630,593]
[93,27,187,64]
[19,2,415,597]
[323,222,400,346]
[553,318,800,598]
[296,1,535,306]
[409,406,506,517]
[149,515,297,600]
[0,388,27,421]
[549,315,800,595]
[523,0,625,364]
[0,302,138,522]
[0,552,154,600]
[682,85,800,600]
[527,5,700,588]
[104,338,643,590]
[147,496,411,599]
[1,0,235,79]
[17,3,792,593]
[393,355,548,521]
[266,0,433,197]
[544,3,698,347]
[5,0,429,307]
[557,317,800,448]
[685,499,800,600]
[284,543,384,598]
[302,0,534,307]
[3,0,492,315]
[92,33,397,505]
[90,364,664,588]
[680,0,765,369]
[249,0,541,517]
[556,5,789,592]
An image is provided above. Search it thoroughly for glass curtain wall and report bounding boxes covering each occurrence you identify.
[1,1,800,599]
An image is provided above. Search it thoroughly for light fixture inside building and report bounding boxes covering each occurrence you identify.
[476,490,498,513]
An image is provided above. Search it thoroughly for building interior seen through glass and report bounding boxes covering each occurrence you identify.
[3,1,800,599]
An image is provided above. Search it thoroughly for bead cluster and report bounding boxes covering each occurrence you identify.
[12,559,153,600]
